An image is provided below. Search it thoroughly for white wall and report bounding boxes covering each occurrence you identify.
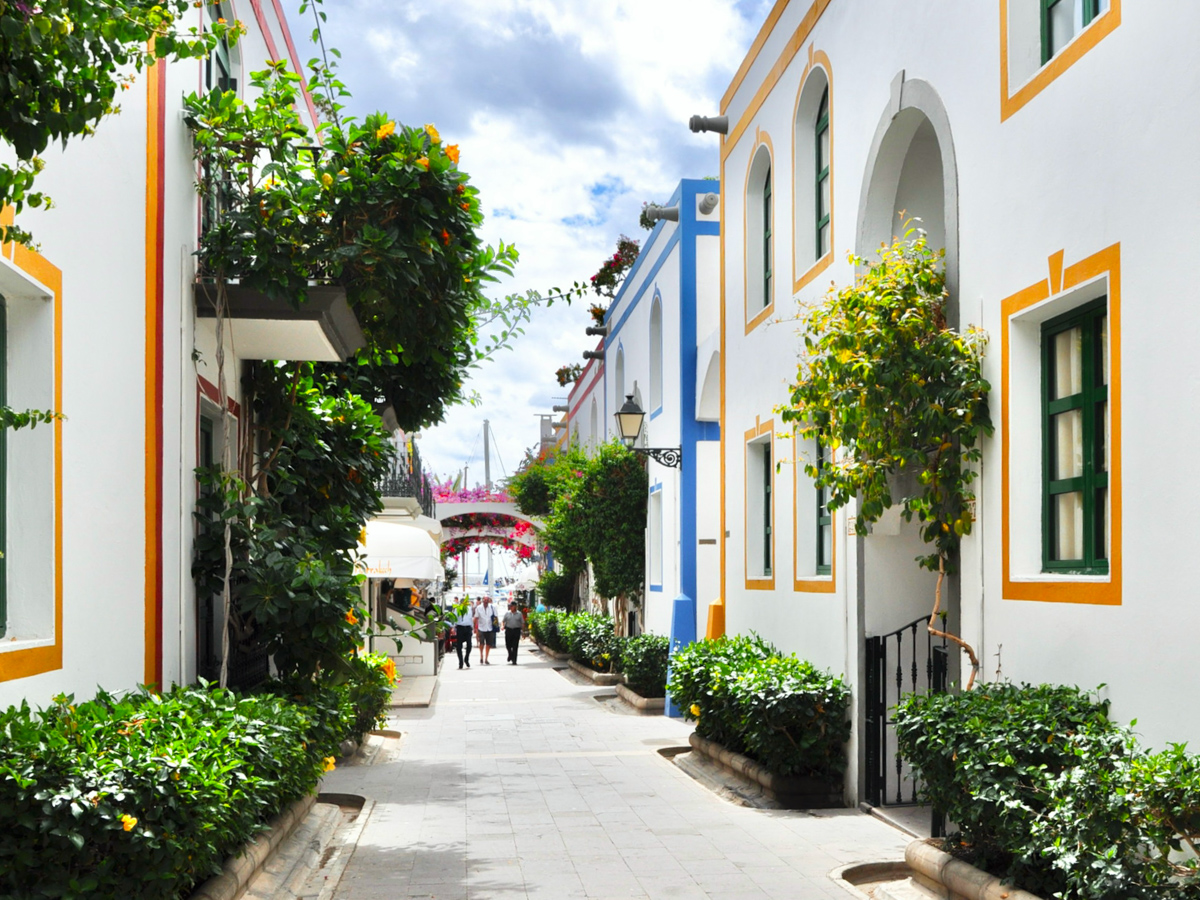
[718,0,1200,797]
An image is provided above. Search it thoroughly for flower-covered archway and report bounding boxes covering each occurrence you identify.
[441,515,536,561]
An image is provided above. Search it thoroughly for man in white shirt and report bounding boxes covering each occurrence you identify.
[474,595,498,665]
[452,598,475,669]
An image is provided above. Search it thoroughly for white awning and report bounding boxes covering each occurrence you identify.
[358,520,442,580]
[512,563,541,591]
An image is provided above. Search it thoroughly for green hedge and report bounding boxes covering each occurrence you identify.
[563,612,620,673]
[618,633,669,698]
[668,634,851,779]
[895,683,1200,899]
[0,656,393,899]
[528,608,568,653]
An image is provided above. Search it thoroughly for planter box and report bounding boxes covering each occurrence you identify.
[567,658,623,685]
[535,642,572,661]
[616,683,666,712]
[880,839,1044,900]
[687,733,843,809]
[189,794,315,900]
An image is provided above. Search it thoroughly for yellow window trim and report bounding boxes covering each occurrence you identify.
[744,417,776,592]
[791,46,835,294]
[792,434,836,594]
[999,0,1122,122]
[744,130,776,335]
[1001,242,1121,605]
[0,208,64,682]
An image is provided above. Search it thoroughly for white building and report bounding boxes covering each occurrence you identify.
[600,179,722,638]
[714,0,1198,806]
[0,5,337,706]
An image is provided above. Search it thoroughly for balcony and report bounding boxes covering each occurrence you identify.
[194,282,365,362]
[378,441,436,519]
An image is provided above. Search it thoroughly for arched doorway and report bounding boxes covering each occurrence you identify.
[855,74,964,812]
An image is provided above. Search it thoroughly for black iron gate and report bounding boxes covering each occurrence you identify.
[865,615,949,831]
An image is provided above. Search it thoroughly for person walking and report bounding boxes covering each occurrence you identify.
[474,595,498,665]
[502,601,525,665]
[452,598,475,670]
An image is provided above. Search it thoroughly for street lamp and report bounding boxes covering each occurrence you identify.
[614,394,682,468]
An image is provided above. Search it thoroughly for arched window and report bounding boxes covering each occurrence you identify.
[649,296,663,413]
[793,66,831,273]
[815,87,830,258]
[762,165,773,308]
[745,144,774,321]
[589,397,598,449]
[614,346,625,439]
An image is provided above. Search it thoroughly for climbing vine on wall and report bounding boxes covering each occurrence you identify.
[779,230,992,685]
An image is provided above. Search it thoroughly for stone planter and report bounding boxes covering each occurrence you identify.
[568,658,623,686]
[880,839,1043,900]
[616,683,666,712]
[535,642,572,661]
[687,733,843,809]
[189,794,315,900]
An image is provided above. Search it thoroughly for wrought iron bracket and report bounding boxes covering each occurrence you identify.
[634,446,683,468]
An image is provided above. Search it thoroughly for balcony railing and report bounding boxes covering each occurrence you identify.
[378,441,436,518]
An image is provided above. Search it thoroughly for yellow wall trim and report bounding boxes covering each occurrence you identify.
[1001,242,1121,605]
[723,0,833,161]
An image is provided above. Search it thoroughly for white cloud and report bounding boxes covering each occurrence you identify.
[284,0,765,484]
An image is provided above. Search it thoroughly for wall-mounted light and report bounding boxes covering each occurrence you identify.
[699,192,720,215]
[645,205,680,224]
[689,114,729,134]
[613,394,682,468]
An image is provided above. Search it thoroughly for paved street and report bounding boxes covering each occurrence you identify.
[320,641,908,899]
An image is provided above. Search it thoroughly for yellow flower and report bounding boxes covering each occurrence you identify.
[415,157,429,170]
[120,814,138,832]
[345,609,359,626]
[382,658,397,685]
[424,123,441,144]
[321,172,333,189]
[445,144,460,164]
[323,756,336,772]
[689,704,701,718]
[376,120,396,141]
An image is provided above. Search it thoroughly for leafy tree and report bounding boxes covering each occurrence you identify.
[509,442,646,608]
[193,364,390,680]
[779,230,992,686]
[581,442,646,600]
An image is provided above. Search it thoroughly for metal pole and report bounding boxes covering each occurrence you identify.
[483,420,493,598]
[483,419,491,489]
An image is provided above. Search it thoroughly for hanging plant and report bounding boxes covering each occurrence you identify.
[588,235,639,299]
[555,363,583,387]
[778,229,992,687]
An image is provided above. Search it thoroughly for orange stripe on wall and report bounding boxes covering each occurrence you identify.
[145,59,165,688]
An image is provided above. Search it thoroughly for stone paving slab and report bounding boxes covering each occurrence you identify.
[391,675,439,708]
[320,641,909,899]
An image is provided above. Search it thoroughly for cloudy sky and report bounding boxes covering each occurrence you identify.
[283,0,771,488]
